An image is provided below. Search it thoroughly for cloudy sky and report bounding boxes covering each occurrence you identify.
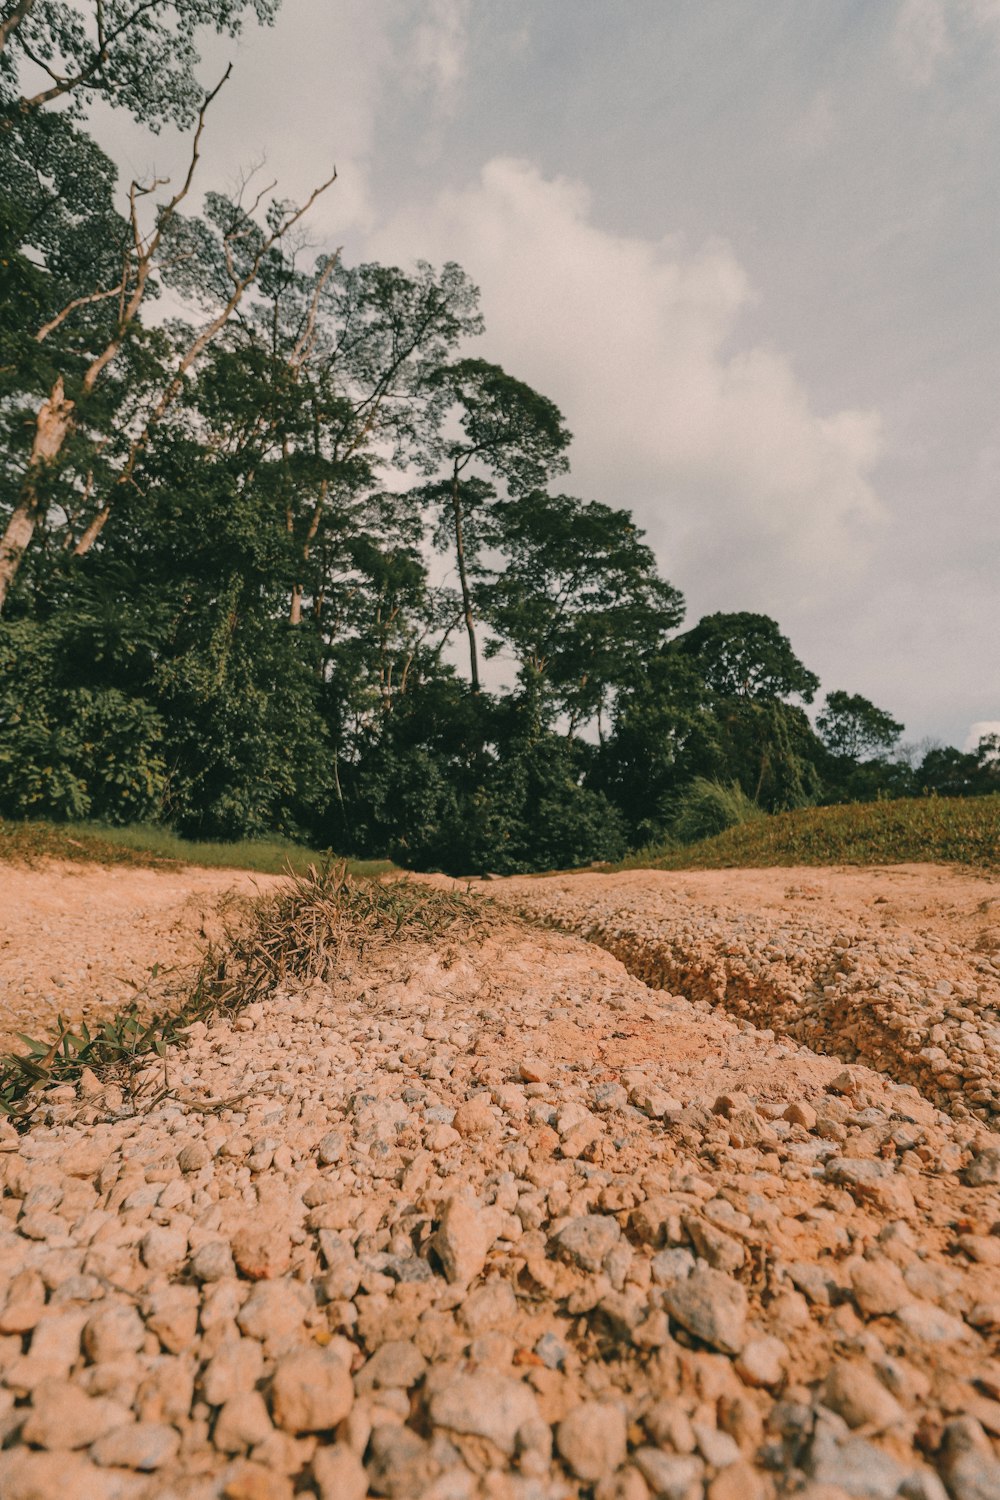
[98,0,999,749]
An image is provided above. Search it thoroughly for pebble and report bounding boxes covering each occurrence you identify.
[557,1401,628,1482]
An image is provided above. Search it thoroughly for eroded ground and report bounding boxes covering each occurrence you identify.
[0,861,997,1500]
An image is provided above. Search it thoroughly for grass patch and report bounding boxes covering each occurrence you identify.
[618,795,1000,871]
[0,863,491,1128]
[0,816,394,877]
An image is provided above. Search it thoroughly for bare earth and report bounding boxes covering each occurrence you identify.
[0,861,283,1053]
[0,860,997,1500]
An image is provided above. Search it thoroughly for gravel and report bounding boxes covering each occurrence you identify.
[0,870,997,1497]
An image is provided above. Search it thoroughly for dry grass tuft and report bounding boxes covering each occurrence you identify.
[0,863,492,1128]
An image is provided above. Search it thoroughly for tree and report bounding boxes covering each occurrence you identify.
[0,70,336,609]
[817,690,903,761]
[424,359,571,691]
[481,491,684,733]
[674,611,820,703]
[0,0,278,130]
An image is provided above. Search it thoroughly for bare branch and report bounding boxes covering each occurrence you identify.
[289,252,340,369]
[34,283,124,344]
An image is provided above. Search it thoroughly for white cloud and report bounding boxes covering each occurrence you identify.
[368,158,884,611]
[409,0,471,109]
[893,0,952,85]
[893,0,1000,83]
[965,720,1000,753]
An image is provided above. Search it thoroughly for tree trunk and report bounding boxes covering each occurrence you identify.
[0,377,75,612]
[451,472,480,693]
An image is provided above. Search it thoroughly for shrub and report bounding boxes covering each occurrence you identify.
[671,777,765,845]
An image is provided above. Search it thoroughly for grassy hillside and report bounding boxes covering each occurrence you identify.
[619,795,1000,871]
[0,818,394,877]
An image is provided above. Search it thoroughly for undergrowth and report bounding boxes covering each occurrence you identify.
[0,816,394,877]
[0,864,490,1128]
[619,794,1000,871]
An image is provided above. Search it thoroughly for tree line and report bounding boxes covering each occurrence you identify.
[1,1,996,873]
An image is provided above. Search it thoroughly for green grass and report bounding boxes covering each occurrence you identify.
[0,817,395,878]
[617,795,1000,872]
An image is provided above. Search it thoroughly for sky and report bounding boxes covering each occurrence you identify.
[93,0,999,751]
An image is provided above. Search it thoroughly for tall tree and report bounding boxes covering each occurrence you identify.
[674,611,820,703]
[481,490,684,733]
[817,690,903,761]
[424,359,571,691]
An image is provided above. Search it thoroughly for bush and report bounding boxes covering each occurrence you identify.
[671,777,765,845]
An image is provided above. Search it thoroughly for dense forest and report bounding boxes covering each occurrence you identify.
[2,2,997,873]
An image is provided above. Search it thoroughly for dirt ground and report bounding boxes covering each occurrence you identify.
[0,861,282,1052]
[0,858,997,1499]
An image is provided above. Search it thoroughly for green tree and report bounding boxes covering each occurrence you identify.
[424,359,571,691]
[674,611,820,703]
[481,490,684,734]
[817,690,903,760]
[0,0,277,130]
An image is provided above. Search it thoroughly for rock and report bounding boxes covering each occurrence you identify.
[708,1461,768,1500]
[784,1101,817,1129]
[0,1450,148,1500]
[552,1214,621,1272]
[21,1379,132,1450]
[692,1423,742,1468]
[964,1149,1000,1187]
[557,1401,628,1482]
[190,1240,237,1283]
[355,1339,426,1392]
[143,1285,199,1353]
[202,1337,265,1405]
[82,1305,145,1365]
[519,1058,551,1083]
[896,1301,976,1344]
[429,1371,541,1457]
[177,1141,211,1173]
[91,1421,180,1470]
[850,1258,912,1317]
[452,1096,496,1138]
[633,1448,705,1500]
[139,1224,187,1273]
[269,1346,354,1433]
[213,1390,274,1453]
[650,1249,696,1286]
[0,1270,47,1334]
[938,1417,1000,1500]
[663,1266,748,1355]
[806,1419,908,1499]
[457,1279,518,1335]
[231,1223,291,1281]
[237,1282,307,1350]
[312,1443,369,1500]
[365,1423,437,1495]
[316,1131,345,1165]
[822,1361,905,1431]
[735,1336,788,1389]
[431,1195,494,1286]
